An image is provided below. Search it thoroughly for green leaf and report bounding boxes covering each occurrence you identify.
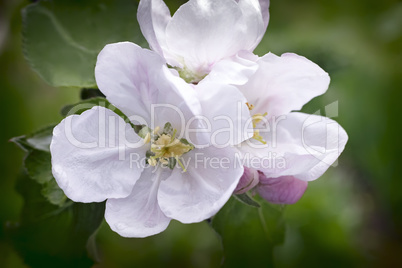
[22,0,146,87]
[234,192,261,208]
[24,148,68,207]
[41,179,68,207]
[80,88,105,100]
[11,125,55,152]
[211,197,286,267]
[24,149,52,184]
[13,126,67,207]
[61,96,146,133]
[60,97,114,117]
[8,173,105,267]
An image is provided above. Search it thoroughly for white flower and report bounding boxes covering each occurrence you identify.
[51,42,246,237]
[138,0,270,82]
[232,52,348,204]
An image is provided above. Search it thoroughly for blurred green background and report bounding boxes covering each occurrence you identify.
[1,0,401,267]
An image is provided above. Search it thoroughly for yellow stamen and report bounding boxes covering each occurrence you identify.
[246,102,254,111]
[153,126,160,135]
[252,130,267,145]
[252,112,268,127]
[144,132,151,144]
[176,156,187,172]
[247,103,268,145]
[148,130,193,171]
[148,157,157,166]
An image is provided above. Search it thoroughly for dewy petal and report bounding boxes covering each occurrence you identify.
[157,146,243,223]
[95,42,201,132]
[50,106,146,203]
[253,112,348,181]
[257,174,308,204]
[239,52,330,117]
[165,0,263,74]
[195,81,252,147]
[105,167,171,238]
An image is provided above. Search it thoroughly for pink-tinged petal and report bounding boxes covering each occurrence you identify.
[195,81,252,147]
[95,42,201,132]
[257,173,307,204]
[165,0,263,75]
[50,106,146,203]
[158,146,243,223]
[105,168,171,238]
[202,50,259,86]
[240,52,330,117]
[234,166,259,194]
[252,112,348,181]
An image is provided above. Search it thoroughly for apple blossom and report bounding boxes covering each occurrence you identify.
[138,0,270,83]
[51,42,247,237]
[232,52,348,204]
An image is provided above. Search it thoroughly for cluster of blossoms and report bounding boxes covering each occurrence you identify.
[50,0,347,237]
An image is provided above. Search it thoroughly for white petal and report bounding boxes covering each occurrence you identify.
[95,42,163,124]
[157,146,243,223]
[240,52,330,117]
[137,0,181,66]
[258,0,270,32]
[195,81,252,147]
[137,0,170,55]
[165,0,262,74]
[105,167,171,238]
[202,50,259,86]
[95,42,201,131]
[245,112,348,181]
[50,106,146,203]
[237,0,267,50]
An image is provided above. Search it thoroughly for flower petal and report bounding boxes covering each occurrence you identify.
[202,50,259,86]
[258,0,270,31]
[257,174,307,204]
[234,166,259,194]
[239,52,330,117]
[137,0,170,55]
[237,0,267,50]
[157,146,243,223]
[105,167,171,238]
[165,0,263,74]
[50,106,146,203]
[195,81,252,147]
[137,0,181,66]
[95,42,163,124]
[95,42,201,132]
[249,112,348,181]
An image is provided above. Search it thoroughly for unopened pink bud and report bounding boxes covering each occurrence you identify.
[234,166,259,194]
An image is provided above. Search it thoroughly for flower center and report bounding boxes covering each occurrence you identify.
[176,66,207,84]
[246,102,268,145]
[142,123,194,171]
